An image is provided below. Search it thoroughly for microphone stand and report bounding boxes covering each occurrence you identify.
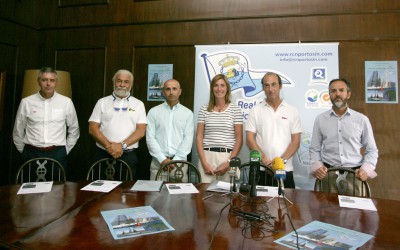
[223,177,246,200]
[230,175,237,193]
[267,178,293,205]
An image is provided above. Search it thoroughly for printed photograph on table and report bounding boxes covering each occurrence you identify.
[275,220,373,250]
[365,61,398,104]
[147,64,173,101]
[101,206,174,240]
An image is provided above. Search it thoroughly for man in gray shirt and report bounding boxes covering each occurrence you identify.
[310,78,378,189]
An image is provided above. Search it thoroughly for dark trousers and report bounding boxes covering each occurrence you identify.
[259,171,295,189]
[22,146,68,169]
[20,146,68,181]
[93,147,138,179]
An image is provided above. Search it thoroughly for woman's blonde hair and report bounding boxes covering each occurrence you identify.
[207,74,231,112]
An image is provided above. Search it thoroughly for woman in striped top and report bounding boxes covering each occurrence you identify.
[196,74,243,183]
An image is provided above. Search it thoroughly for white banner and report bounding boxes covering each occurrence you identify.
[194,43,339,190]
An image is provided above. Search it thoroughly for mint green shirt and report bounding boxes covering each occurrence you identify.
[146,102,194,163]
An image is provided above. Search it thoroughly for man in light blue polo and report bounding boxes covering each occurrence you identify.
[146,79,194,180]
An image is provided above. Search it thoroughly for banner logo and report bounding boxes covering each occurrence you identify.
[200,51,295,97]
[310,67,328,85]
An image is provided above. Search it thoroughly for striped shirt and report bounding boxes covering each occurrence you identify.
[197,103,243,149]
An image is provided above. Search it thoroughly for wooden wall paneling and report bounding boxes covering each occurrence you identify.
[131,13,400,48]
[34,0,400,29]
[377,1,400,10]
[0,18,40,186]
[0,1,38,29]
[55,47,107,180]
[304,0,376,14]
[300,13,400,42]
[133,46,195,180]
[106,26,137,79]
[58,0,109,8]
[0,42,18,185]
[338,41,400,200]
[0,71,6,131]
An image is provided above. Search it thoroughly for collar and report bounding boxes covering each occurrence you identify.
[163,101,180,110]
[37,91,57,101]
[263,98,287,108]
[112,92,131,101]
[329,107,352,117]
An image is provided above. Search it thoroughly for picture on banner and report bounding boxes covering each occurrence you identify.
[365,61,398,104]
[194,43,339,190]
[147,64,173,101]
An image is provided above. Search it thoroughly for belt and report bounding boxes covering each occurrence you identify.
[323,162,360,170]
[166,155,175,160]
[124,148,135,153]
[204,147,233,153]
[26,144,58,152]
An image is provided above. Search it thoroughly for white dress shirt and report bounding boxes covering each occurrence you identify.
[13,92,80,154]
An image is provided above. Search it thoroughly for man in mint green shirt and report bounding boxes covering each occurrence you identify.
[146,79,194,180]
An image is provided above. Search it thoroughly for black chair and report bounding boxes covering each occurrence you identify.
[314,167,371,197]
[155,160,201,184]
[239,162,275,186]
[15,157,66,184]
[86,158,133,181]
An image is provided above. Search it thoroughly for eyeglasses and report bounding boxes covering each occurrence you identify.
[113,99,129,111]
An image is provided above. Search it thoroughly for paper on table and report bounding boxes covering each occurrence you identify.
[101,206,174,240]
[206,180,230,193]
[338,195,377,211]
[130,180,163,192]
[17,181,53,194]
[275,220,373,249]
[165,183,199,194]
[256,186,279,197]
[81,180,122,193]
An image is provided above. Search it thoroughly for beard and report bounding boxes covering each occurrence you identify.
[114,88,130,98]
[332,97,348,108]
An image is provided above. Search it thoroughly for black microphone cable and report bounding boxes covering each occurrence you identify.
[279,189,300,250]
[208,201,231,250]
[229,197,278,241]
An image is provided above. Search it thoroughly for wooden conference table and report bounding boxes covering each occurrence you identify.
[1,181,399,249]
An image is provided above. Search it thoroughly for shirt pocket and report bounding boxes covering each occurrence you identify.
[52,109,66,121]
[345,122,363,140]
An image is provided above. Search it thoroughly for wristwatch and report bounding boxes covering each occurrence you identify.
[282,157,288,164]
[121,141,127,151]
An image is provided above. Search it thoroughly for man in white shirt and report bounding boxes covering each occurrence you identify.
[13,67,80,169]
[146,79,194,180]
[89,69,147,178]
[246,72,302,188]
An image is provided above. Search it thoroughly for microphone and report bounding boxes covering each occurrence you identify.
[227,157,241,192]
[272,157,286,195]
[249,150,261,197]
